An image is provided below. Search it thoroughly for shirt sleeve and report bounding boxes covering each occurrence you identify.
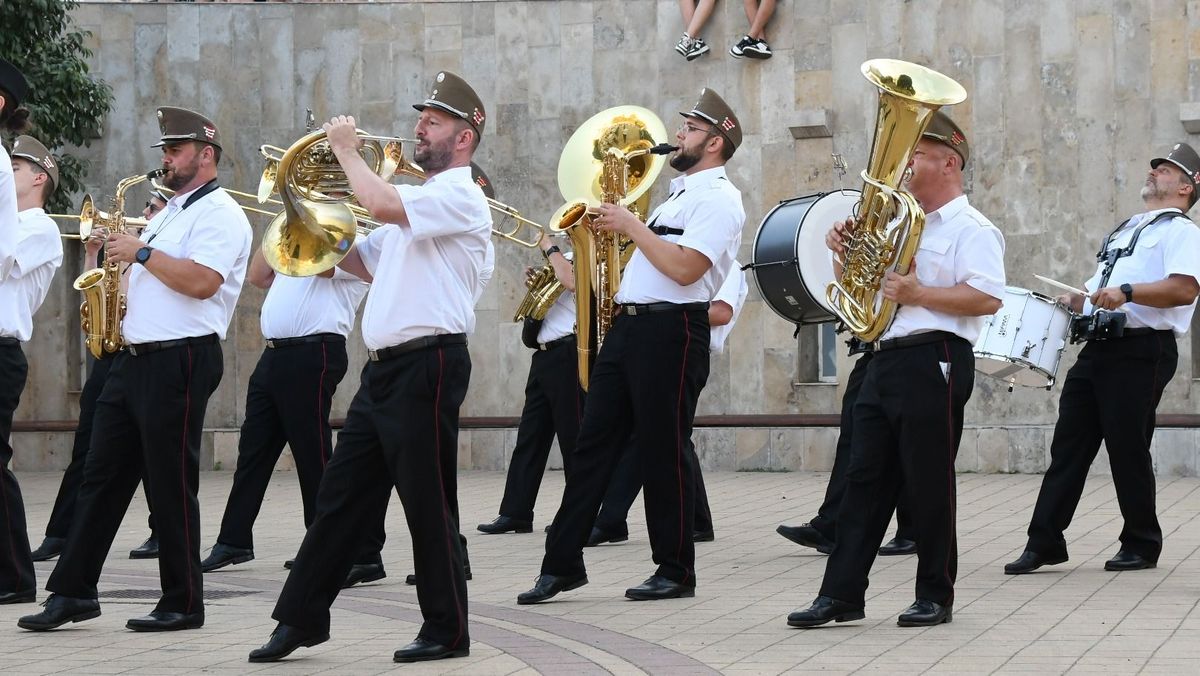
[474,239,495,304]
[355,223,396,278]
[6,216,64,280]
[712,262,745,308]
[0,148,21,277]
[676,189,745,266]
[397,182,491,241]
[1161,217,1200,284]
[956,225,1006,300]
[187,203,251,280]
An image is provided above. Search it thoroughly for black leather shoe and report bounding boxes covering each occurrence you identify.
[405,564,472,586]
[126,610,204,632]
[248,623,330,662]
[625,575,695,601]
[477,515,533,534]
[897,599,952,626]
[1105,549,1156,571]
[0,589,35,605]
[129,535,159,559]
[30,537,66,562]
[693,530,715,543]
[393,636,470,663]
[1004,550,1068,575]
[776,523,834,554]
[283,559,295,570]
[517,573,588,604]
[878,536,918,556]
[342,563,387,589]
[17,594,101,631]
[200,543,255,573]
[787,596,865,627]
[585,527,628,547]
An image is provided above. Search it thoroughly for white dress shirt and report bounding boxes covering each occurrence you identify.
[880,195,1006,344]
[475,239,495,305]
[709,260,747,354]
[1082,208,1200,335]
[260,269,369,339]
[0,208,64,341]
[122,183,253,342]
[356,165,491,349]
[537,290,576,344]
[616,166,745,304]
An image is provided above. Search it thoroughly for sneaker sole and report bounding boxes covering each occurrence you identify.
[1004,555,1068,575]
[18,608,102,631]
[787,609,865,627]
[729,48,745,58]
[394,647,470,663]
[201,554,254,573]
[686,46,710,61]
[248,632,330,663]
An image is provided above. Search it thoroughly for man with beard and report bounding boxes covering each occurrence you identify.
[247,71,489,664]
[517,88,744,604]
[19,107,252,632]
[1004,144,1200,576]
[787,112,1005,629]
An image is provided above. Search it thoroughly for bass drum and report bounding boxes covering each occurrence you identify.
[750,190,861,324]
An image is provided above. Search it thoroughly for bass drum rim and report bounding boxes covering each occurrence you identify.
[750,189,860,325]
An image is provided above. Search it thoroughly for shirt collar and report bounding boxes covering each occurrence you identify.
[927,194,969,227]
[166,183,203,209]
[669,165,728,194]
[423,165,473,186]
[17,207,45,217]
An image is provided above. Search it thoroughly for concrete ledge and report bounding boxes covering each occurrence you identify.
[788,108,833,139]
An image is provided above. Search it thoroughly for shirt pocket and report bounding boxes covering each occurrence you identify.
[649,200,686,231]
[914,233,953,287]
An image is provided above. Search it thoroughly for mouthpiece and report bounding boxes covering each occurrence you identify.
[650,143,679,155]
[146,168,167,179]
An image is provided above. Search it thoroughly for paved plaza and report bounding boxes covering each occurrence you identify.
[2,469,1200,674]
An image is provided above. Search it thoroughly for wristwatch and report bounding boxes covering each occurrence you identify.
[135,246,154,265]
[1120,283,1134,303]
[542,245,561,260]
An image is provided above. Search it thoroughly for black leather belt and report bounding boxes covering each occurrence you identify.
[265,333,345,349]
[1121,327,1172,337]
[0,336,18,347]
[127,334,218,357]
[368,333,467,362]
[620,301,709,316]
[537,334,575,351]
[846,337,873,355]
[871,330,957,352]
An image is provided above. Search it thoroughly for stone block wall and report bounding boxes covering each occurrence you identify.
[12,0,1200,475]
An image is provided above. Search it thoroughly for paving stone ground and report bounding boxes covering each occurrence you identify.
[3,470,1200,674]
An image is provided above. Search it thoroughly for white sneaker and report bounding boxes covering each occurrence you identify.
[730,35,755,58]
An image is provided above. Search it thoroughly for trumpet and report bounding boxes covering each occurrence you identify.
[50,195,149,241]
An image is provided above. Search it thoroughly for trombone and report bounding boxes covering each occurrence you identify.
[50,194,149,241]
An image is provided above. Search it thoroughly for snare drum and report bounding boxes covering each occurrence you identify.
[750,190,861,324]
[974,286,1072,389]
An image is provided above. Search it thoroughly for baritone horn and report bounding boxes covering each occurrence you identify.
[826,59,966,342]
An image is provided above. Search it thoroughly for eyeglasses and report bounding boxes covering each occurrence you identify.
[677,122,717,137]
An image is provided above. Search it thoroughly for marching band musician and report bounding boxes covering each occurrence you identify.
[587,259,747,547]
[19,107,252,632]
[198,245,368,574]
[788,112,1005,629]
[1005,143,1200,576]
[518,88,745,604]
[476,232,582,536]
[249,71,489,664]
[0,60,65,605]
[31,186,165,564]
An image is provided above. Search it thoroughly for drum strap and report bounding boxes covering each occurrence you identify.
[1095,210,1189,288]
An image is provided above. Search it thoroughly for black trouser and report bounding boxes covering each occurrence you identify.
[496,338,583,523]
[0,342,34,594]
[48,339,223,614]
[216,339,349,550]
[809,353,916,543]
[820,336,974,607]
[593,437,712,537]
[43,355,156,541]
[1025,332,1177,562]
[273,341,471,649]
[541,307,710,585]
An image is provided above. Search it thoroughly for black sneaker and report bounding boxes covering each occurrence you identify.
[743,38,772,59]
[729,35,755,58]
[685,37,710,61]
[674,33,693,57]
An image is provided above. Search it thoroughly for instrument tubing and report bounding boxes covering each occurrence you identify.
[368,333,467,362]
[127,333,218,357]
[537,334,575,351]
[619,301,709,316]
[265,333,345,349]
[870,330,958,352]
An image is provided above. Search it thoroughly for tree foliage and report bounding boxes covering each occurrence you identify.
[0,0,112,213]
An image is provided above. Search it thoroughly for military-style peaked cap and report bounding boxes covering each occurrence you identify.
[152,106,222,150]
[922,111,969,166]
[680,88,742,154]
[0,58,28,108]
[11,135,58,192]
[413,71,487,136]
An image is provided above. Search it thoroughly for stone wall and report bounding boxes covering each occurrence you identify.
[13,0,1200,475]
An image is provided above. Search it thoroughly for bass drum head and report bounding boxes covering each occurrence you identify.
[751,190,860,324]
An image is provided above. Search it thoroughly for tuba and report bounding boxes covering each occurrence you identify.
[826,59,967,341]
[72,169,166,358]
[549,106,670,389]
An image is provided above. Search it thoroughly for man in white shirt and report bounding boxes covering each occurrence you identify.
[788,112,1006,629]
[0,119,65,604]
[249,71,489,665]
[1005,143,1200,576]
[519,88,745,604]
[588,260,747,546]
[20,107,252,633]
[200,247,368,574]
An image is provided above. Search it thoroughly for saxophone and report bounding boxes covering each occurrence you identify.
[73,169,166,358]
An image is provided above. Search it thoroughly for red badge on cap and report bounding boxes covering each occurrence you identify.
[949,131,965,145]
[472,108,485,126]
[203,125,216,140]
[720,117,736,132]
[1193,171,1199,184]
[476,176,488,189]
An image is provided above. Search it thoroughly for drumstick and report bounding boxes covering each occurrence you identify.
[1033,274,1087,297]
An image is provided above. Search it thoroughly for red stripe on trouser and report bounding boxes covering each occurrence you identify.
[317,343,329,466]
[675,313,692,583]
[180,345,196,613]
[431,347,466,646]
[941,341,955,604]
